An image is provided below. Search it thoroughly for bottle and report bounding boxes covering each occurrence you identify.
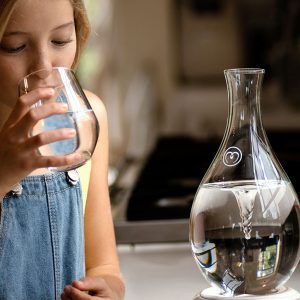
[190,69,300,298]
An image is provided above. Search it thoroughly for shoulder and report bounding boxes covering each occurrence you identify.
[84,89,107,123]
[83,89,109,166]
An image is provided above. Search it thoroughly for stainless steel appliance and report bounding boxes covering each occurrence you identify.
[112,131,300,244]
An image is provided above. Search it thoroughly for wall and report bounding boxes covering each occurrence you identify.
[111,0,176,127]
[99,0,300,162]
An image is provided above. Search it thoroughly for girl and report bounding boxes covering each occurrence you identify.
[0,0,125,299]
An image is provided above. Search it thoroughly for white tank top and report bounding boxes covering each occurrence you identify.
[77,160,91,212]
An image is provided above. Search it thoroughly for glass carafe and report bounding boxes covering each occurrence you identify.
[190,69,300,299]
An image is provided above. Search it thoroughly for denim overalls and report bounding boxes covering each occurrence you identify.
[0,171,85,299]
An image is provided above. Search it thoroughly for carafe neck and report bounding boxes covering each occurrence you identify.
[224,69,265,138]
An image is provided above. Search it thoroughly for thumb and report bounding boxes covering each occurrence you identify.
[72,277,108,293]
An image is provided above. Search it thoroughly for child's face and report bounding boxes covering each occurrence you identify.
[0,0,77,108]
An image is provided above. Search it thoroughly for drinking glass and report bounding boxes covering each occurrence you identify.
[19,67,99,171]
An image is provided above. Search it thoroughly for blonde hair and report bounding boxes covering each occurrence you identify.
[0,0,91,68]
[70,0,91,68]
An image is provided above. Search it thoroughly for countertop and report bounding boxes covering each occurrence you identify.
[118,243,300,300]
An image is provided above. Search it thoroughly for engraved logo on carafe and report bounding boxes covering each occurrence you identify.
[223,147,242,167]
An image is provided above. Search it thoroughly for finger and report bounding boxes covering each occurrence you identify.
[5,88,55,126]
[23,128,76,151]
[37,152,83,169]
[18,102,69,135]
[63,285,91,300]
[14,151,82,173]
[2,128,77,172]
[61,292,72,300]
[72,277,107,293]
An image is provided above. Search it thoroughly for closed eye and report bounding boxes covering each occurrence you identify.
[0,44,26,54]
[52,40,73,47]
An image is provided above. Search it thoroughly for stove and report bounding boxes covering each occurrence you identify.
[112,130,300,244]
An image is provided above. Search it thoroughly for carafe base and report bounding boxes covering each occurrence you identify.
[193,286,300,299]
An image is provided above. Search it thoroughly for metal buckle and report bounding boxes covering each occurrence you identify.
[66,170,80,186]
[11,183,23,196]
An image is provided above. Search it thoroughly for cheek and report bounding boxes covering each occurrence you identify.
[0,60,24,107]
[55,43,77,69]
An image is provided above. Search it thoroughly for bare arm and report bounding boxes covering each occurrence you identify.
[83,91,125,299]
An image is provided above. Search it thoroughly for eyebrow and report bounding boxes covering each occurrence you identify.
[3,21,75,37]
[51,21,75,32]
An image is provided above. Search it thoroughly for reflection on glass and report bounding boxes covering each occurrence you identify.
[257,244,278,278]
[192,241,217,273]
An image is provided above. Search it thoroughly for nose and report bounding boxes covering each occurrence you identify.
[28,47,53,78]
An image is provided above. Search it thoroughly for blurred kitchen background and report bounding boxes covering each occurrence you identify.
[79,1,300,299]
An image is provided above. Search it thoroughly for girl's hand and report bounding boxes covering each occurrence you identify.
[0,88,80,195]
[61,277,116,300]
